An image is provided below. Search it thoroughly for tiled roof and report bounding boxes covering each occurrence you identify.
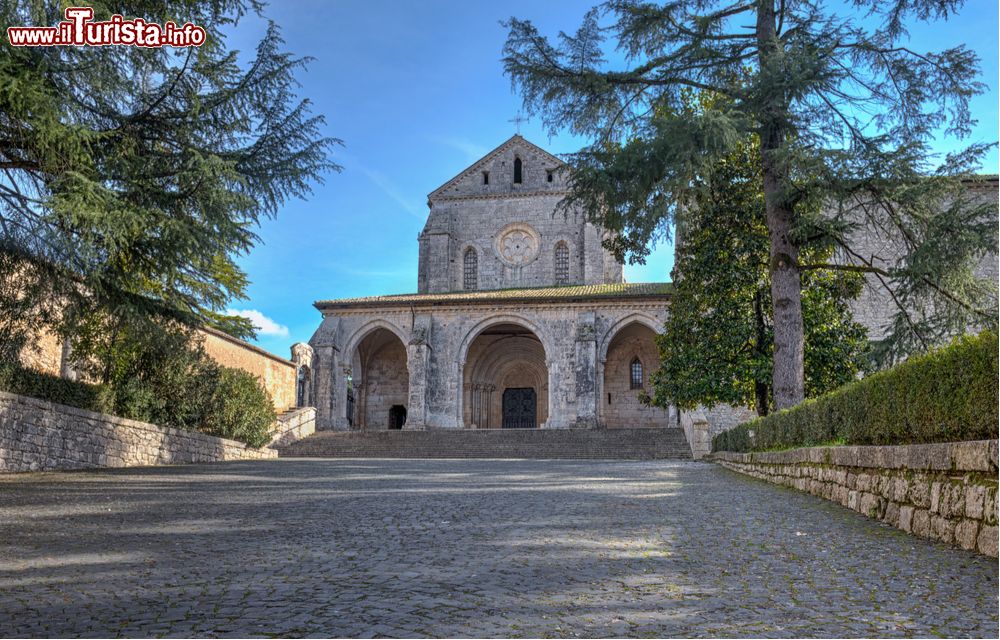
[315,282,673,309]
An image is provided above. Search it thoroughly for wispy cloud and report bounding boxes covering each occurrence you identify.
[226,309,290,338]
[331,148,425,220]
[355,165,425,219]
[428,135,488,162]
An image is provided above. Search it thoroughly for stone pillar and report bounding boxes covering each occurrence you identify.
[308,315,342,431]
[404,314,432,430]
[290,342,315,407]
[573,311,599,429]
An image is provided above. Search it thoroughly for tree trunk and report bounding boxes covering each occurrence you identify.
[757,0,805,410]
[752,288,771,416]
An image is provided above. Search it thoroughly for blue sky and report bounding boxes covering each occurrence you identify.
[222,0,999,357]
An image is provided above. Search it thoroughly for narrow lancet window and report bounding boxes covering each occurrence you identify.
[483,171,489,185]
[513,157,522,184]
[554,241,570,285]
[630,357,644,390]
[463,247,478,290]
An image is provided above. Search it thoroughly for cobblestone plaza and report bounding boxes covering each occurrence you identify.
[1,459,996,638]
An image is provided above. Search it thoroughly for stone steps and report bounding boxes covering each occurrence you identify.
[277,427,693,460]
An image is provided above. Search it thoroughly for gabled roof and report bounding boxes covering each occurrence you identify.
[315,282,673,311]
[427,134,566,201]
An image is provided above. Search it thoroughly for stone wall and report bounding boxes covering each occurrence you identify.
[16,324,297,412]
[0,390,275,473]
[713,441,999,557]
[679,409,711,459]
[268,407,316,450]
[199,327,297,412]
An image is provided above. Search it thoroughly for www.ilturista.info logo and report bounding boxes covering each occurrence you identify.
[7,7,206,47]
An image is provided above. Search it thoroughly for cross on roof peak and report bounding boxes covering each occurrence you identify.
[507,113,527,135]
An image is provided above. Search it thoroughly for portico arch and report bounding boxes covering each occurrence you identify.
[598,315,674,428]
[347,322,409,430]
[458,316,550,429]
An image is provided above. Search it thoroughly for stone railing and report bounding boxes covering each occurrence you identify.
[680,409,711,460]
[712,440,999,557]
[0,390,276,473]
[268,407,316,450]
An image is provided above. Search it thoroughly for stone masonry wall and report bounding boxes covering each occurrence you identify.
[268,407,316,450]
[16,324,297,413]
[713,441,999,557]
[0,390,275,473]
[199,327,297,412]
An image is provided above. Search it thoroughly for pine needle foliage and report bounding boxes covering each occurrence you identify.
[502,0,998,408]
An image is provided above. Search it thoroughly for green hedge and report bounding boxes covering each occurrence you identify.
[712,331,999,452]
[0,365,113,414]
[0,363,275,449]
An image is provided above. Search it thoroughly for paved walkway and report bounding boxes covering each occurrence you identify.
[0,459,996,638]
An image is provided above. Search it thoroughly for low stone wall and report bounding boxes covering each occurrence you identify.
[0,391,275,473]
[713,441,999,557]
[268,407,316,450]
[679,409,711,460]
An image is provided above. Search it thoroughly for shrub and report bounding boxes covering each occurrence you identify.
[200,367,276,448]
[0,365,113,414]
[712,330,999,452]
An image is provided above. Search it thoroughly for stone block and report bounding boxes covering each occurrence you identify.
[945,483,965,519]
[855,473,872,492]
[832,485,850,506]
[930,481,943,513]
[930,515,955,544]
[977,525,998,557]
[859,492,885,519]
[847,490,859,511]
[883,501,900,527]
[985,487,998,526]
[877,475,894,499]
[907,444,951,471]
[898,505,915,533]
[830,446,859,467]
[893,477,909,503]
[954,520,980,551]
[909,480,931,508]
[949,441,991,471]
[912,509,931,537]
[856,447,879,469]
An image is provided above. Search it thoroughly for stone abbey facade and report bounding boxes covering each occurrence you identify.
[305,135,998,437]
[307,135,679,432]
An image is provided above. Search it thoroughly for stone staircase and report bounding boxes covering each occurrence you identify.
[277,427,693,460]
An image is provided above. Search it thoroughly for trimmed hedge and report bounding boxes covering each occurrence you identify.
[0,365,113,414]
[0,363,275,449]
[712,331,999,452]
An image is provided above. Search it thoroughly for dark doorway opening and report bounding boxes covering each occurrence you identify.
[502,387,537,429]
[388,405,407,430]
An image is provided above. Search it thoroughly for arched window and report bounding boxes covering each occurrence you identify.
[630,357,644,390]
[513,157,522,184]
[463,247,478,290]
[554,241,570,285]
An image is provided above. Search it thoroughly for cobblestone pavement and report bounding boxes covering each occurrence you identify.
[1,459,997,638]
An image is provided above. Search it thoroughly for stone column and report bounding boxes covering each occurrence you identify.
[308,315,343,431]
[290,342,315,407]
[573,311,599,429]
[404,315,433,430]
